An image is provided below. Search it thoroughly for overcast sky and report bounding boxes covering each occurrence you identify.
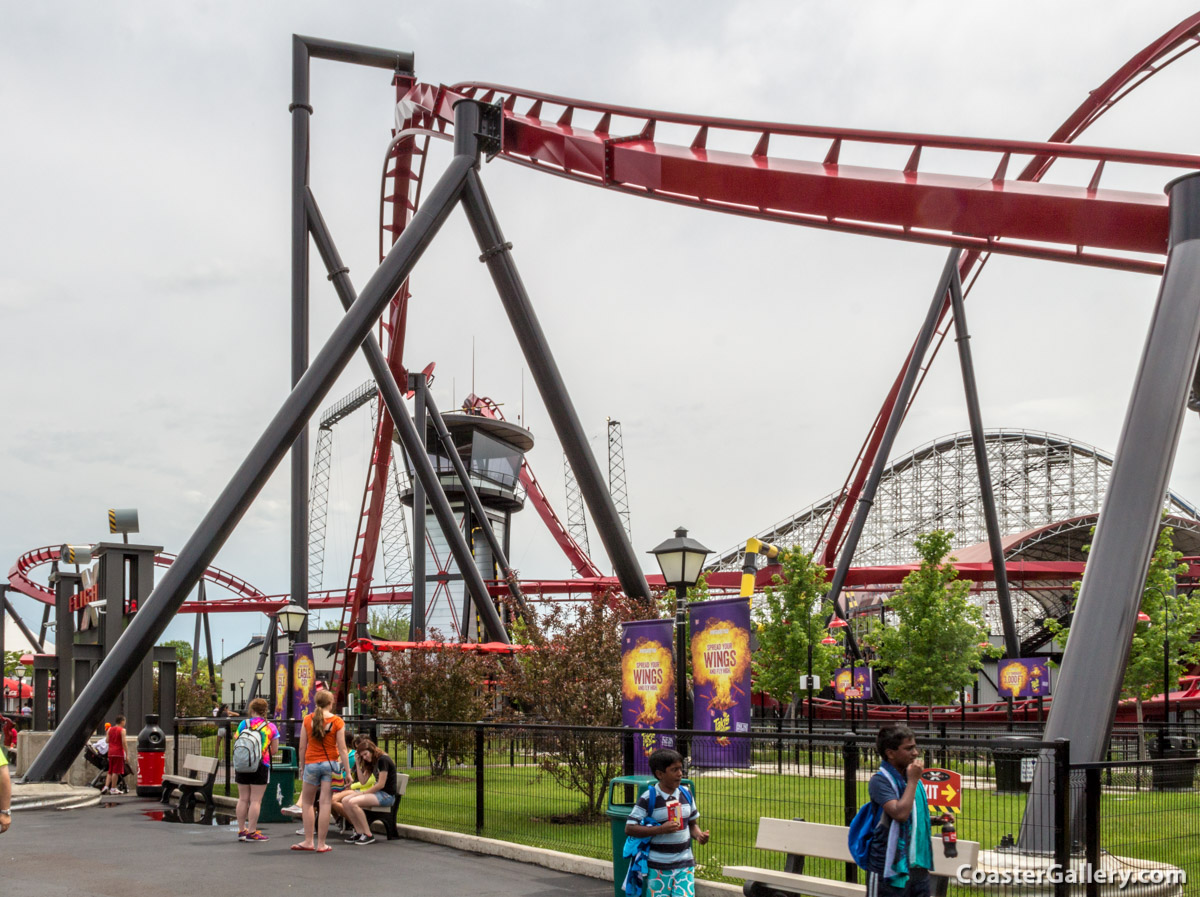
[4,2,1200,659]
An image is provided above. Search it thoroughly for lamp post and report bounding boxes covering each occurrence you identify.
[1141,586,1177,735]
[649,527,710,758]
[238,678,246,711]
[15,663,26,718]
[274,603,310,748]
[255,670,264,707]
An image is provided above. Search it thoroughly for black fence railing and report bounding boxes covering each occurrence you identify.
[1072,756,1198,897]
[164,715,1196,894]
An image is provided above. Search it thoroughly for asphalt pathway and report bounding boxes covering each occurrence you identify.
[0,794,614,897]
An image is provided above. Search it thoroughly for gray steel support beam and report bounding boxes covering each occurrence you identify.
[410,373,428,639]
[22,113,477,781]
[52,570,80,720]
[421,389,532,624]
[948,270,1019,658]
[304,170,510,644]
[459,170,652,604]
[1020,171,1200,849]
[825,248,963,658]
[291,35,312,639]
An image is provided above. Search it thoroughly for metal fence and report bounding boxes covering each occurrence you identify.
[167,716,1195,895]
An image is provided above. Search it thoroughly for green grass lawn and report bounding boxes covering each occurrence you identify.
[383,762,1200,889]
[197,740,1198,892]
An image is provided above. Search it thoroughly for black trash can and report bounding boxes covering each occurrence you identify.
[1149,734,1198,791]
[994,736,1038,793]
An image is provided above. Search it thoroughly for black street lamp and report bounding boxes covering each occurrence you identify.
[1142,585,1177,734]
[238,678,246,711]
[274,603,309,748]
[15,663,26,718]
[649,527,710,756]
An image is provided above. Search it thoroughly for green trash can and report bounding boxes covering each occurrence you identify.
[259,745,297,823]
[605,774,695,897]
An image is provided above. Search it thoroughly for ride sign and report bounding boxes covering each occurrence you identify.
[921,768,961,814]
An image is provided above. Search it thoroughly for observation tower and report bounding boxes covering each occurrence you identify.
[397,409,533,642]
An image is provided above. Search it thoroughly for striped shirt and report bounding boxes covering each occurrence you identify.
[626,784,699,871]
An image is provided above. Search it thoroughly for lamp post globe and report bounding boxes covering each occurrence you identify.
[648,527,711,752]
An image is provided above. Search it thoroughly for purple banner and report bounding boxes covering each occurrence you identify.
[272,653,289,720]
[834,666,874,700]
[689,597,752,768]
[997,658,1051,697]
[291,642,317,738]
[621,619,676,775]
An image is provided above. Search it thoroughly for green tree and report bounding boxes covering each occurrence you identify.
[368,609,410,641]
[752,548,840,716]
[4,651,23,678]
[504,591,644,819]
[158,639,194,670]
[1045,525,1200,751]
[378,635,499,776]
[868,530,995,720]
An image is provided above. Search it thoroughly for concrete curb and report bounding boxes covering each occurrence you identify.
[394,823,742,897]
[10,782,103,812]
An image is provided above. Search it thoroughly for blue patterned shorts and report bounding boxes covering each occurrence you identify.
[647,868,695,897]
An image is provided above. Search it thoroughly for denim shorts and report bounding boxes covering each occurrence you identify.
[374,792,396,808]
[302,760,339,786]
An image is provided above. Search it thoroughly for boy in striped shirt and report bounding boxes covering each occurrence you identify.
[624,748,710,897]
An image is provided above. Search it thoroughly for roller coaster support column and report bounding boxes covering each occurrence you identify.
[291,35,312,639]
[825,248,963,660]
[460,170,652,605]
[410,372,427,638]
[948,271,1019,658]
[1020,172,1200,850]
[23,96,471,783]
[51,566,81,720]
[420,389,532,625]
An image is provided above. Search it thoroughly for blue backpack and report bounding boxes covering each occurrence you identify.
[847,767,903,870]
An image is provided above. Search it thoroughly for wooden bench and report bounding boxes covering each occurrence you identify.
[362,773,408,840]
[724,818,979,897]
[160,755,219,811]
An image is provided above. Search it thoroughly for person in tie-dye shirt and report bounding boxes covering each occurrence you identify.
[235,698,279,842]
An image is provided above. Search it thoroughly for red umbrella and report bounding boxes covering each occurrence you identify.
[3,678,33,699]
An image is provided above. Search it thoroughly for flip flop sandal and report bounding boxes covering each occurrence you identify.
[315,846,333,853]
[291,844,315,851]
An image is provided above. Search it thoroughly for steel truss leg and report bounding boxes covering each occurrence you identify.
[1020,172,1200,849]
[22,106,479,783]
[411,374,428,638]
[825,248,963,660]
[948,270,1019,658]
[303,183,510,645]
[459,170,652,605]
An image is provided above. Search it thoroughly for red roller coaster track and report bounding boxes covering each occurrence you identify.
[361,11,1200,594]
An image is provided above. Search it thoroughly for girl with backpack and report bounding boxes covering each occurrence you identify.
[294,689,351,853]
[234,697,279,842]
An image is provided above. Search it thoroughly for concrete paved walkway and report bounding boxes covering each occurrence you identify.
[0,793,614,897]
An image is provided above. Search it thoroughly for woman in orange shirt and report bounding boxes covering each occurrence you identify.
[293,689,351,853]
